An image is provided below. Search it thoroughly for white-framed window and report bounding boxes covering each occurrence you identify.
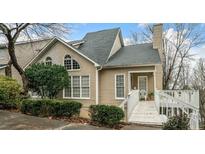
[115,74,125,99]
[64,55,72,70]
[81,75,90,97]
[64,76,71,97]
[72,76,80,97]
[72,59,80,69]
[45,57,52,65]
[64,75,90,99]
[64,54,80,70]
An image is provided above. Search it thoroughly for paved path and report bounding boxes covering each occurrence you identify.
[0,110,161,130]
[122,124,161,130]
[0,110,109,130]
[59,123,110,130]
[0,110,68,130]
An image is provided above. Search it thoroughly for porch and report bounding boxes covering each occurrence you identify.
[128,71,156,101]
[119,90,200,129]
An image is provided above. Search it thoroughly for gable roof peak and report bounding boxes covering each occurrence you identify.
[78,27,121,65]
[84,27,120,37]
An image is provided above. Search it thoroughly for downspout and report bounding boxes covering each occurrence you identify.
[96,66,102,105]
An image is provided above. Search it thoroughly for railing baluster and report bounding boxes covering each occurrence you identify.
[155,90,199,129]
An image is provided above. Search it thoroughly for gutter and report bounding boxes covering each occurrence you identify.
[102,63,159,69]
[95,66,103,105]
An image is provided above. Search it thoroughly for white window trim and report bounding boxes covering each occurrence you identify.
[81,75,90,99]
[63,75,90,99]
[45,57,52,65]
[128,70,155,92]
[115,74,125,100]
[72,76,81,98]
[64,56,81,71]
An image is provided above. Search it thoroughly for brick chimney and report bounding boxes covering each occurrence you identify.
[153,24,164,62]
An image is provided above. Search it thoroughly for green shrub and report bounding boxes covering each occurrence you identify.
[0,75,21,109]
[162,115,190,130]
[89,105,124,127]
[20,99,82,117]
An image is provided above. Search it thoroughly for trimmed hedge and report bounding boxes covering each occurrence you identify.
[20,99,82,117]
[162,115,190,130]
[0,75,21,109]
[89,105,124,126]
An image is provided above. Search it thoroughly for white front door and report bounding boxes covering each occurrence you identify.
[138,76,148,100]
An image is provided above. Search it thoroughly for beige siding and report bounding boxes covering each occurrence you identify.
[0,40,50,86]
[99,66,156,105]
[0,68,5,76]
[37,41,97,106]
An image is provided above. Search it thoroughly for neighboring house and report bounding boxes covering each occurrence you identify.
[0,24,200,129]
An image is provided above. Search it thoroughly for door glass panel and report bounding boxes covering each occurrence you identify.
[139,77,147,90]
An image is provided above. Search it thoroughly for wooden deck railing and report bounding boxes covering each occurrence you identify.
[155,90,200,129]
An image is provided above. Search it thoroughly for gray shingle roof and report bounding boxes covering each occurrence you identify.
[78,28,120,65]
[104,43,161,67]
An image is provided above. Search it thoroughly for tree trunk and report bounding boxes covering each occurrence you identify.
[7,40,29,95]
[5,60,12,77]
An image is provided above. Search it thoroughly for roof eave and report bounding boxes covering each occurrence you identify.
[0,65,8,70]
[102,63,160,69]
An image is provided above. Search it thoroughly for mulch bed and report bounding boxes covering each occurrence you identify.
[52,116,129,129]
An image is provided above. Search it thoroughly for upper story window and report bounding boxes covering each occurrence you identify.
[72,59,80,69]
[64,54,80,70]
[45,57,52,65]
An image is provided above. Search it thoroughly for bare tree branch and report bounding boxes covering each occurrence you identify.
[131,23,205,89]
[0,23,71,95]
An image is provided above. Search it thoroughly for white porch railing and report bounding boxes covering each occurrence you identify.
[162,90,199,109]
[155,90,200,129]
[127,90,139,119]
[119,98,127,112]
[119,90,139,121]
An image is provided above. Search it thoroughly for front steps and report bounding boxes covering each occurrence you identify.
[128,101,167,126]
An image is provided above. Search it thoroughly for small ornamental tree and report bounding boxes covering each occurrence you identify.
[25,63,69,99]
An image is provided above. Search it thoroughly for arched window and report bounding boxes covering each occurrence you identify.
[45,57,52,65]
[64,55,80,70]
[72,59,80,69]
[64,55,72,70]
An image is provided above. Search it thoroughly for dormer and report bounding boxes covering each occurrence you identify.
[68,40,85,48]
[106,29,124,61]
